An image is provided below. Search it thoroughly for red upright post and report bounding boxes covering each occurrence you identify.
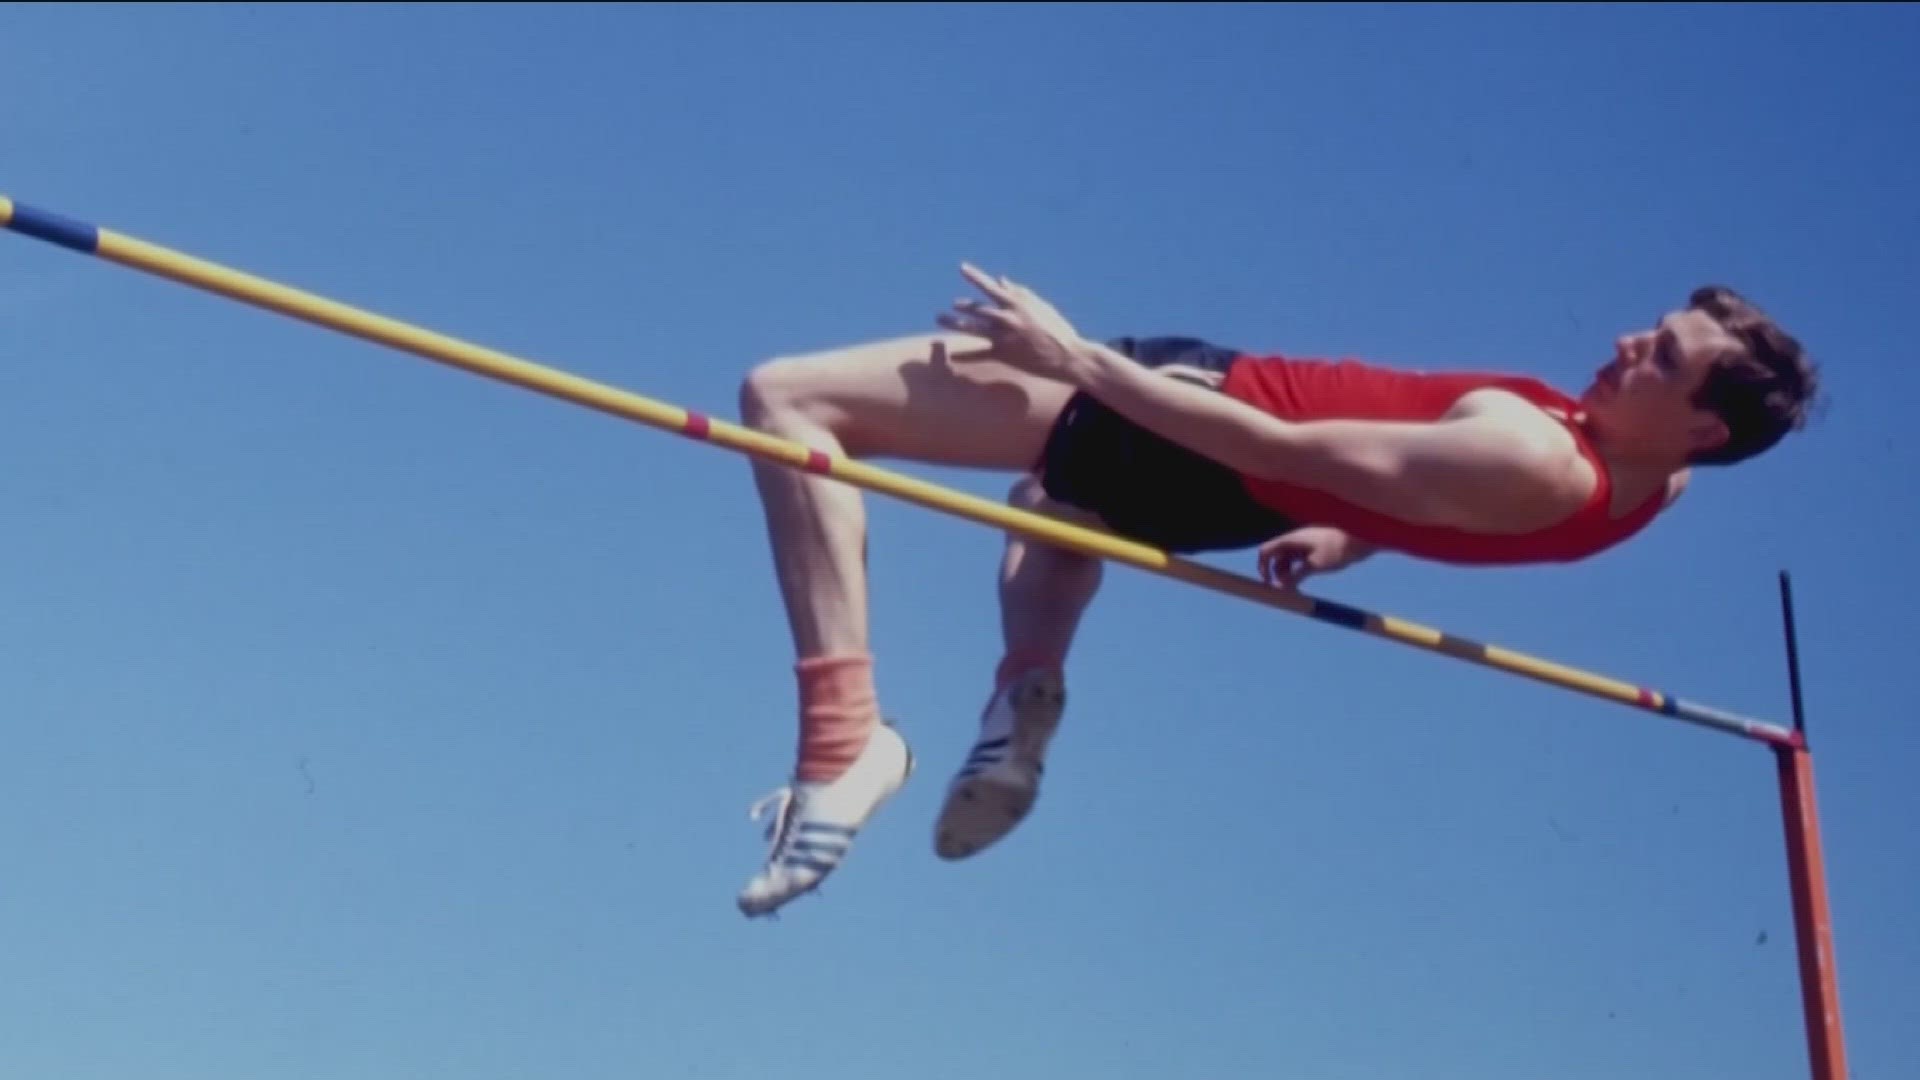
[1776,743,1846,1080]
[1775,572,1846,1080]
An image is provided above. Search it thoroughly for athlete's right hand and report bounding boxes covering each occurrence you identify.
[1256,526,1373,590]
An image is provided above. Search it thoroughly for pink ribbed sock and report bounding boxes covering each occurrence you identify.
[794,653,879,783]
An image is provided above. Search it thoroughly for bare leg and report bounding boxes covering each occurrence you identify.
[737,332,1077,662]
[997,474,1104,667]
[732,332,1085,916]
[931,476,1105,861]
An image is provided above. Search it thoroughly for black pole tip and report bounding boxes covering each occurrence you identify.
[1779,570,1808,737]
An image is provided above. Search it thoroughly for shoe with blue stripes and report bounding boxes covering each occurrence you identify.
[737,720,914,918]
[933,667,1065,861]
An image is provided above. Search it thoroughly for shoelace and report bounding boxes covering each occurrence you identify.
[748,786,798,865]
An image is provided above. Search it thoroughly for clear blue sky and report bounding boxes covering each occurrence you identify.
[2,4,1914,1078]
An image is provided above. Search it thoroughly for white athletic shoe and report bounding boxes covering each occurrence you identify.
[736,720,914,918]
[933,667,1066,861]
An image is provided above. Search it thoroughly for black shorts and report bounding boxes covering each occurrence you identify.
[1035,336,1299,554]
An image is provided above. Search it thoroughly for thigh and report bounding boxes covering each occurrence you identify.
[749,332,1076,470]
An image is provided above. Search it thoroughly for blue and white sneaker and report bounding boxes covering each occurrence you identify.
[737,720,914,918]
[933,667,1065,860]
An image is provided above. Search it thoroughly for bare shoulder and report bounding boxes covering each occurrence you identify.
[1449,388,1585,470]
[1439,388,1597,525]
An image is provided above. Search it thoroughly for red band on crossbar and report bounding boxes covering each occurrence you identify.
[805,450,831,474]
[683,411,711,439]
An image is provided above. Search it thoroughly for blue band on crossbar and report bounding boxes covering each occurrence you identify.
[4,202,100,253]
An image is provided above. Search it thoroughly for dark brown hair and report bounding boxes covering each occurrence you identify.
[1686,285,1821,465]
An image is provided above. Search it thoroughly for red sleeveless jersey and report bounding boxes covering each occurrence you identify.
[1219,354,1667,565]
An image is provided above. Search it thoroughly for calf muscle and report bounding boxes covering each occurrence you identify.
[738,333,1077,659]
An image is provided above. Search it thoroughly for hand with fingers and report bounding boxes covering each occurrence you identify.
[1256,526,1376,591]
[934,263,1091,383]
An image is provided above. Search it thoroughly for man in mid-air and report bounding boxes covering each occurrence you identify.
[730,265,1819,918]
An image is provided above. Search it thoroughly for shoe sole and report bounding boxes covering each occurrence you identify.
[933,674,1064,861]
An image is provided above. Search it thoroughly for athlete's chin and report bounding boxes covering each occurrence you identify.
[1581,369,1622,407]
[1583,370,1628,400]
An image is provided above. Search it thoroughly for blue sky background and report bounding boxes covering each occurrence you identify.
[2,4,1914,1078]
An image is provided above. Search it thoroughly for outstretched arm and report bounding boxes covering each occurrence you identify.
[1067,339,1583,533]
[935,263,1586,535]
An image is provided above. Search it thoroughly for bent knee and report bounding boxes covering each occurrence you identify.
[1007,473,1053,510]
[739,355,825,431]
[1007,475,1103,557]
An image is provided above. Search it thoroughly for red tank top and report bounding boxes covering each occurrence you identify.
[1219,354,1667,565]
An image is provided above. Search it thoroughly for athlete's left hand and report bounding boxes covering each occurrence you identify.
[1257,526,1375,591]
[936,263,1090,383]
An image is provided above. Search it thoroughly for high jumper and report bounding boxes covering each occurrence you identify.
[733,263,1820,918]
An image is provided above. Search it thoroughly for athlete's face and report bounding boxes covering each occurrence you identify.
[1581,308,1734,460]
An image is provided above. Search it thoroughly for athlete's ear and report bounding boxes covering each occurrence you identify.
[1686,412,1730,458]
